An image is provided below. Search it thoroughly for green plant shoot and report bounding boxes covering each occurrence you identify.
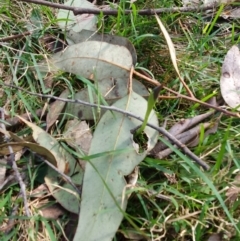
[136,85,162,136]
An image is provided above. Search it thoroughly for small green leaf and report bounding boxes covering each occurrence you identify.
[136,85,161,135]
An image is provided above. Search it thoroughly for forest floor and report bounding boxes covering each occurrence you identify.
[1,1,240,241]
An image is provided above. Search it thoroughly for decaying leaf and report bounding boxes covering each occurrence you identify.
[0,142,58,167]
[63,119,92,170]
[63,119,92,154]
[226,172,240,204]
[31,184,49,198]
[38,204,65,219]
[155,15,193,97]
[0,142,24,155]
[226,186,240,204]
[73,91,158,241]
[119,229,147,240]
[46,89,70,131]
[222,7,240,19]
[220,45,240,110]
[17,116,83,214]
[207,233,223,241]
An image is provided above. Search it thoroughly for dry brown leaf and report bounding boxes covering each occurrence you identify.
[155,14,194,97]
[226,186,240,204]
[207,233,223,241]
[39,204,65,219]
[164,173,177,184]
[119,229,148,240]
[126,166,139,186]
[226,172,240,204]
[31,184,49,198]
[63,120,92,154]
[46,89,70,131]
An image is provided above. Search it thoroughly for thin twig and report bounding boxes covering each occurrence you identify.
[133,69,240,118]
[0,108,31,216]
[19,0,217,16]
[1,84,210,170]
[0,31,32,43]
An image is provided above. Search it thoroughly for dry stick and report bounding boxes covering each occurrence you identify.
[156,123,212,159]
[19,0,217,16]
[151,111,215,155]
[133,69,240,118]
[0,109,31,217]
[0,31,32,42]
[1,84,210,170]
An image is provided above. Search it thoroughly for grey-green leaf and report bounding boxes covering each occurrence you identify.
[52,41,132,81]
[67,29,137,65]
[73,91,159,241]
[17,116,83,214]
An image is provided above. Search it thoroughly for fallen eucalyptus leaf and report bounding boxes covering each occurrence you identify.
[0,142,24,155]
[68,29,137,65]
[27,8,43,33]
[51,41,132,81]
[0,142,57,167]
[220,45,240,110]
[63,119,92,170]
[17,116,83,214]
[73,91,158,241]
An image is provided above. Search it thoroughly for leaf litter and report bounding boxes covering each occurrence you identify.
[17,116,84,214]
[1,1,237,240]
